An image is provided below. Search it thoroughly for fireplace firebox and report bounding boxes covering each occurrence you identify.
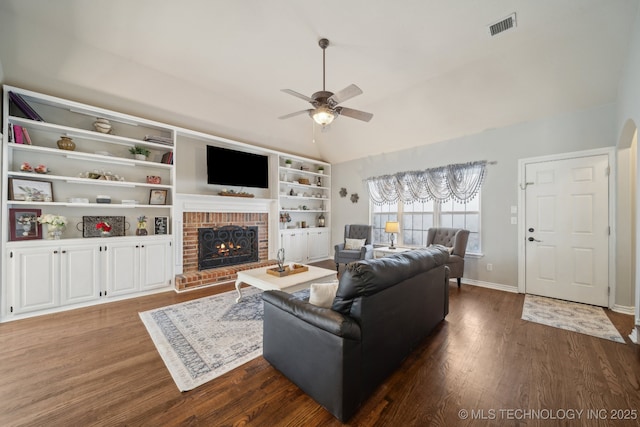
[198,225,259,270]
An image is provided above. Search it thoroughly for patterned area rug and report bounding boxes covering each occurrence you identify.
[521,294,625,343]
[140,287,308,391]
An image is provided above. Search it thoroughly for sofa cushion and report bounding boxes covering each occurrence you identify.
[331,246,449,315]
[309,281,340,308]
[344,238,366,250]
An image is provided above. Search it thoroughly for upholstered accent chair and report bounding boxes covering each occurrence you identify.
[426,227,470,287]
[334,224,374,271]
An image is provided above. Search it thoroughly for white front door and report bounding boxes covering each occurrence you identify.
[524,154,610,306]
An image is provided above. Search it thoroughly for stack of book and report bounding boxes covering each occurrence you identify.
[9,92,44,121]
[161,151,174,165]
[144,135,173,146]
[7,124,33,144]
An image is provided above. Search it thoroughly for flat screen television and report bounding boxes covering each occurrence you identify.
[207,145,269,188]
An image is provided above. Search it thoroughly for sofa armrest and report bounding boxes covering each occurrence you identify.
[263,290,361,340]
[360,244,374,259]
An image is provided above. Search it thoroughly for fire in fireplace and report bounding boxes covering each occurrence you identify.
[198,225,259,270]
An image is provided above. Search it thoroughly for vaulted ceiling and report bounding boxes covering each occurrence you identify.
[0,0,637,164]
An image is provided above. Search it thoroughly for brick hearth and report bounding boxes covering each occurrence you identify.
[175,212,275,290]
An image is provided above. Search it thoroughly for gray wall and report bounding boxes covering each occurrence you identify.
[331,103,617,294]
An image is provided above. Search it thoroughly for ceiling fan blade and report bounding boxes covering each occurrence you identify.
[281,89,315,103]
[327,84,363,107]
[278,109,312,120]
[337,106,373,122]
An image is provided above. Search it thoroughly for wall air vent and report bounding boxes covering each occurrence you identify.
[488,13,517,37]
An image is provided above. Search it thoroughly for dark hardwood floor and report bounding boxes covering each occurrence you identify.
[1,260,638,426]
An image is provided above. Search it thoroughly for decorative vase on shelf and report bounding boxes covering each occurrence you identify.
[101,230,111,238]
[134,154,146,161]
[47,225,63,240]
[56,136,76,151]
[136,225,148,236]
[22,223,32,236]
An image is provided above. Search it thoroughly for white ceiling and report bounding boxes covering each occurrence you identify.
[0,0,637,164]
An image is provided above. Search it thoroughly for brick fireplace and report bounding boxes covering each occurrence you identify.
[175,195,277,291]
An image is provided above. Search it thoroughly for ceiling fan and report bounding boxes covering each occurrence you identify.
[279,38,373,126]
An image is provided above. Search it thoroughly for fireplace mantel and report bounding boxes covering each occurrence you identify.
[176,193,276,213]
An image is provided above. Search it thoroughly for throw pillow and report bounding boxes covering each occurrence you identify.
[429,243,454,254]
[309,281,340,308]
[344,238,366,250]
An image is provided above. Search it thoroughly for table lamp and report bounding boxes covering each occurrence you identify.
[385,221,399,249]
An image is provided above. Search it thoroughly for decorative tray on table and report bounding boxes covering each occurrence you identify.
[266,264,309,277]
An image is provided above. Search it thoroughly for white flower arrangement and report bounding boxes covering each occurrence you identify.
[37,214,68,227]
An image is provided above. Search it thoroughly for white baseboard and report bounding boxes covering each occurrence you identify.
[454,278,519,293]
[629,327,638,344]
[611,304,635,315]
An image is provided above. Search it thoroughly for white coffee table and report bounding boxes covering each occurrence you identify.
[234,264,337,302]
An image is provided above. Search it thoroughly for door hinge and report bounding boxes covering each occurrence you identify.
[9,251,13,258]
[10,306,13,313]
[608,226,611,236]
[605,166,610,176]
[608,287,611,296]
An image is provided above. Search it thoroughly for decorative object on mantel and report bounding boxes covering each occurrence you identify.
[339,187,347,197]
[366,160,488,205]
[267,263,309,277]
[350,193,359,203]
[38,214,68,240]
[218,190,254,198]
[136,215,148,236]
[56,136,76,151]
[80,216,127,237]
[129,145,150,161]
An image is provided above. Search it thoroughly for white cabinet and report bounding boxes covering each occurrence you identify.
[106,238,173,297]
[280,228,330,264]
[3,237,172,321]
[307,229,330,261]
[60,243,102,305]
[8,243,101,315]
[8,247,59,314]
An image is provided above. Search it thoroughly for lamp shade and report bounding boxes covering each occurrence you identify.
[384,221,399,233]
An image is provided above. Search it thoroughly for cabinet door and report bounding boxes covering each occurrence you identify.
[59,244,101,306]
[281,231,304,263]
[307,230,330,261]
[10,248,59,314]
[140,240,172,290]
[106,242,139,297]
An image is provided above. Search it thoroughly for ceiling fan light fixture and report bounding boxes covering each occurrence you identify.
[311,106,336,126]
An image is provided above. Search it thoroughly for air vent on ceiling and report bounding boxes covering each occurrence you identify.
[488,13,517,37]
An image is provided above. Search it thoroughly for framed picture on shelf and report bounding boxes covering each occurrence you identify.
[9,178,54,202]
[149,189,168,205]
[154,216,169,235]
[9,208,42,241]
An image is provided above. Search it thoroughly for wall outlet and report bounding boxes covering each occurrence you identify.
[486,263,493,271]
[511,216,517,225]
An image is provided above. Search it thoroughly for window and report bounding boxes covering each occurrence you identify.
[371,193,481,253]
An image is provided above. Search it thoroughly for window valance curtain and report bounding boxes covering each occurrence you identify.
[366,160,487,205]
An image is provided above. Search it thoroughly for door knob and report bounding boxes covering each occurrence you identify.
[528,237,542,242]
[528,228,534,232]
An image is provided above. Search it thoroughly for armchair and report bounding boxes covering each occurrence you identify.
[426,227,470,287]
[334,224,374,271]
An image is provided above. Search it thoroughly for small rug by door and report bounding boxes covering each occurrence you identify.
[140,287,308,391]
[521,294,625,343]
